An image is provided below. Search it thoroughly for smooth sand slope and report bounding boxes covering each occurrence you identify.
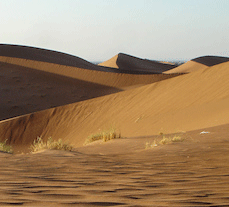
[99,53,177,73]
[165,55,229,74]
[1,61,229,151]
[0,59,178,121]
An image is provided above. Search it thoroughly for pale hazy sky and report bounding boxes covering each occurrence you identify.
[1,0,229,61]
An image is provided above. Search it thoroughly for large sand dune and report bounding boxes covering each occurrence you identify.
[1,61,229,151]
[0,58,178,121]
[99,53,176,73]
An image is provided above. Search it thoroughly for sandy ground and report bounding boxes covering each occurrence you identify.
[1,124,229,206]
[1,45,229,206]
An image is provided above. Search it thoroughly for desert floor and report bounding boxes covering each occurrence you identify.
[1,124,229,207]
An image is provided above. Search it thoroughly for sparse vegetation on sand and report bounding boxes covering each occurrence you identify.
[0,140,13,153]
[145,135,184,149]
[31,136,73,152]
[85,128,121,145]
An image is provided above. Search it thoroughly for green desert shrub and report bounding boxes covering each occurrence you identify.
[0,140,13,153]
[31,136,73,152]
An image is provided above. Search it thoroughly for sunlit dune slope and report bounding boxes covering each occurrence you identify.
[164,60,208,74]
[1,62,229,150]
[164,55,229,74]
[99,53,176,73]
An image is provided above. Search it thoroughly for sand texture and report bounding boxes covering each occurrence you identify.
[0,44,229,206]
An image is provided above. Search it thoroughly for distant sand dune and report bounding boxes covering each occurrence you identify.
[0,57,178,89]
[99,53,176,73]
[164,60,208,74]
[164,55,229,74]
[193,55,229,66]
[0,44,166,74]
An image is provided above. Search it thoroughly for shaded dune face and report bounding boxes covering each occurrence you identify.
[99,53,177,73]
[0,44,95,69]
[0,62,122,121]
[192,55,229,66]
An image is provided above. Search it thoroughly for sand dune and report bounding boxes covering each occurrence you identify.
[0,58,179,121]
[1,61,229,151]
[164,55,229,74]
[0,61,122,121]
[163,60,208,74]
[0,56,179,89]
[0,44,168,74]
[0,44,97,69]
[99,53,176,73]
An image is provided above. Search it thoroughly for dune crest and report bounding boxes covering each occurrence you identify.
[99,53,177,73]
[164,60,208,74]
[165,55,229,74]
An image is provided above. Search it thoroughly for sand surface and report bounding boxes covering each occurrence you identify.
[1,44,229,206]
[1,124,229,206]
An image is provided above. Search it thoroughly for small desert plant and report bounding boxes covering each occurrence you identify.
[85,128,121,145]
[159,135,184,145]
[31,136,73,152]
[145,135,184,149]
[160,135,184,145]
[0,140,13,153]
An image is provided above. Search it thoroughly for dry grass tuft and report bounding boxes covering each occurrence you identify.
[0,140,13,153]
[146,135,184,149]
[31,136,73,152]
[85,128,121,145]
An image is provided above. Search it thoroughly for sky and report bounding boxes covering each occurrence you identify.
[1,0,229,61]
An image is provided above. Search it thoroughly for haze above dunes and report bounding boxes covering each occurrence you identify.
[1,44,229,206]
